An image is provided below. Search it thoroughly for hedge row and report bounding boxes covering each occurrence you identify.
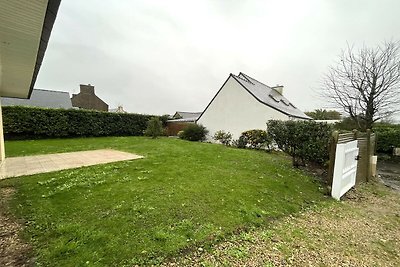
[267,120,333,166]
[373,124,400,153]
[2,106,153,139]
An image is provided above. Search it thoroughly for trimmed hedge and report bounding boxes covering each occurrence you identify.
[373,124,400,153]
[267,120,333,166]
[2,106,153,139]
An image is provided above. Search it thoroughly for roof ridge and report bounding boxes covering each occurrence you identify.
[34,88,69,94]
[239,72,271,88]
[235,74,254,85]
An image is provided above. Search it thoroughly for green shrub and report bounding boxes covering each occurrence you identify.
[267,120,332,166]
[240,129,272,150]
[232,136,248,149]
[144,117,163,138]
[373,124,400,153]
[179,124,208,141]
[333,116,365,131]
[213,130,232,146]
[2,106,153,139]
[159,114,170,128]
[177,130,184,139]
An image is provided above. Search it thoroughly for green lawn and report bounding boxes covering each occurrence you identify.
[1,137,327,266]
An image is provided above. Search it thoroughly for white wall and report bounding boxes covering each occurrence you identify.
[0,99,4,162]
[197,76,288,140]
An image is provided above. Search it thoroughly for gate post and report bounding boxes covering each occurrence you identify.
[366,129,371,182]
[327,131,339,187]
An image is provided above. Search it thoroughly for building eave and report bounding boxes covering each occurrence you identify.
[0,0,61,99]
[28,0,62,99]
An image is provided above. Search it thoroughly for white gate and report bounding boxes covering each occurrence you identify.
[331,140,359,200]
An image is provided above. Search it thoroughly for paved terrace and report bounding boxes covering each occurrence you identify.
[0,149,143,179]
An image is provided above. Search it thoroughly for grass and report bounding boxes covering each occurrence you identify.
[0,137,327,266]
[164,183,400,266]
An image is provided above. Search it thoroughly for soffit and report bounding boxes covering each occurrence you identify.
[0,0,48,98]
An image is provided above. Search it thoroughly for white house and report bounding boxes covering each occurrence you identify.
[197,72,311,139]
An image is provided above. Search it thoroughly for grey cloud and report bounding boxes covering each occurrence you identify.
[35,0,400,121]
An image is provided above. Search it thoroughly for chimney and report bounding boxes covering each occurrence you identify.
[80,84,95,95]
[272,85,283,95]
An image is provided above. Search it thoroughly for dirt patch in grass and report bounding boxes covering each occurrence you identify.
[162,183,400,266]
[0,188,33,267]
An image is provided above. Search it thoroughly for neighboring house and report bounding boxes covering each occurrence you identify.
[109,105,127,113]
[197,72,311,139]
[166,111,202,136]
[71,84,108,111]
[1,89,72,109]
[171,111,202,121]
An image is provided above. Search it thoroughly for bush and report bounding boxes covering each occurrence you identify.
[159,114,170,128]
[232,136,248,149]
[267,120,332,166]
[178,124,208,141]
[213,130,232,146]
[334,116,365,131]
[373,124,400,153]
[240,129,272,150]
[2,106,153,139]
[144,117,163,138]
[177,130,184,139]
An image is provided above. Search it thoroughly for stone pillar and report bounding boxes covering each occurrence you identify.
[0,99,5,162]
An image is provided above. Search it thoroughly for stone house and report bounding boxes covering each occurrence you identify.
[71,84,108,111]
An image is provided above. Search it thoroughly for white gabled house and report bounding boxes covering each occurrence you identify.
[196,72,311,139]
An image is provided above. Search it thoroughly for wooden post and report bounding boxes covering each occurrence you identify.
[366,129,371,182]
[352,129,358,140]
[327,131,339,187]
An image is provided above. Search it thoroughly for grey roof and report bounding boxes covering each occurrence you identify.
[1,89,73,109]
[232,73,311,120]
[168,117,198,123]
[173,111,202,119]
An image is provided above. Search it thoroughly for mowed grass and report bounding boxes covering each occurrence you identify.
[1,137,327,266]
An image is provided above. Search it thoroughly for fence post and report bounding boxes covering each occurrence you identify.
[352,129,358,140]
[366,129,371,182]
[327,130,339,188]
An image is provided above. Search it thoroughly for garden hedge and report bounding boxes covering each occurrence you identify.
[373,124,400,153]
[267,120,333,166]
[2,106,153,139]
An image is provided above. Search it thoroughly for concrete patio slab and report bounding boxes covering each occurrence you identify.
[0,149,143,179]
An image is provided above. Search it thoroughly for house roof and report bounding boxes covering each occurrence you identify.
[1,89,72,109]
[173,111,202,119]
[232,73,311,120]
[169,111,202,123]
[168,117,198,123]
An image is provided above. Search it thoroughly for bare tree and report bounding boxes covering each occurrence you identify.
[322,41,400,130]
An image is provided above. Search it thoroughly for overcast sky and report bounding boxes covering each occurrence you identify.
[36,0,400,119]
